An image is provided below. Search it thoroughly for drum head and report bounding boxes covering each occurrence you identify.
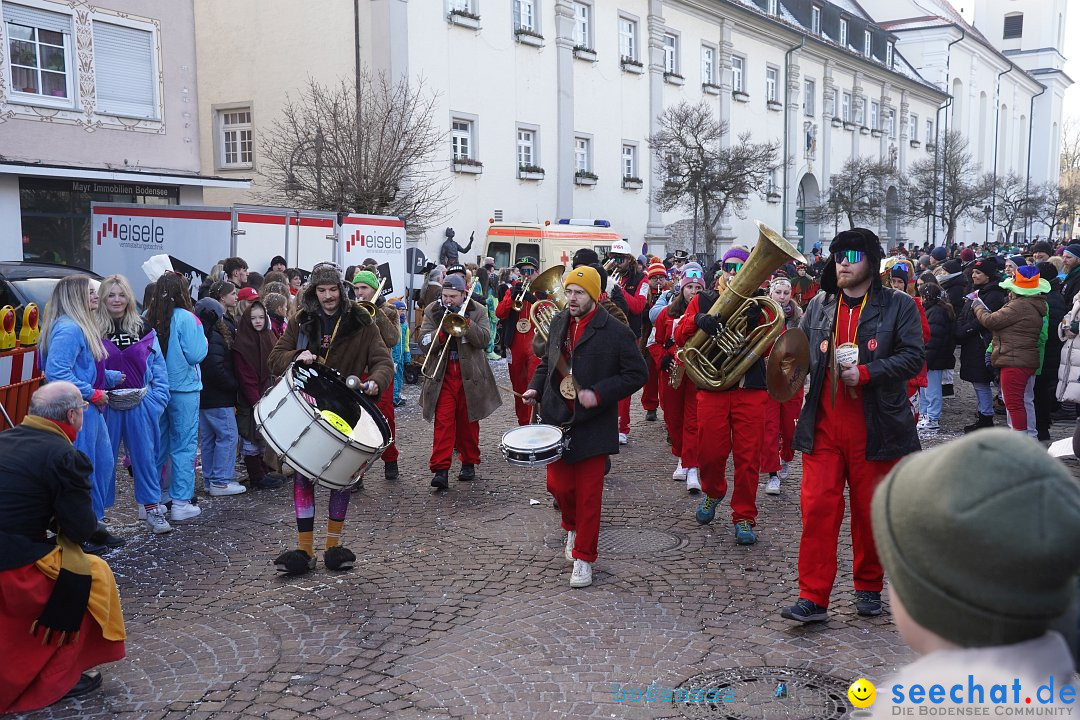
[290,361,391,448]
[502,424,562,449]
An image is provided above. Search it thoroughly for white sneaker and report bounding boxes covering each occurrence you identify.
[170,500,202,521]
[618,432,628,445]
[208,481,247,497]
[921,419,940,431]
[686,468,701,494]
[145,507,173,534]
[778,461,790,480]
[916,417,929,429]
[766,475,782,495]
[570,559,593,588]
[564,530,576,563]
[672,460,688,481]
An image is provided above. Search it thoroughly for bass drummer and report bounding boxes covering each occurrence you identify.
[268,262,393,576]
[522,266,647,589]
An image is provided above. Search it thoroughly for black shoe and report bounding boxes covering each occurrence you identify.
[963,414,995,434]
[458,464,476,481]
[64,669,102,698]
[942,383,954,397]
[1037,431,1052,442]
[255,473,286,490]
[273,549,315,575]
[645,410,657,421]
[780,598,829,623]
[89,523,126,549]
[324,546,356,571]
[431,469,449,489]
[81,541,109,556]
[855,590,883,617]
[384,461,399,481]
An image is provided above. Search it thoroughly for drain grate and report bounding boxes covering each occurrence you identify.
[596,527,686,556]
[674,667,851,719]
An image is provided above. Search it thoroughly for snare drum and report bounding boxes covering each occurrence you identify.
[255,361,392,490]
[500,424,565,467]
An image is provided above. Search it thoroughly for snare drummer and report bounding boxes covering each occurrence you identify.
[267,262,393,576]
[352,270,402,481]
[522,266,648,588]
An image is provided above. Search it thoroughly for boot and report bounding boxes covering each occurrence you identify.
[244,454,284,490]
[963,413,995,434]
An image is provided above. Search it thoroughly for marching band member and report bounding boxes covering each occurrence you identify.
[523,266,647,588]
[268,263,393,576]
[419,275,501,490]
[780,229,923,623]
[604,241,649,445]
[653,262,706,493]
[640,260,669,422]
[352,270,403,481]
[674,247,769,546]
[759,277,804,495]
[495,256,542,425]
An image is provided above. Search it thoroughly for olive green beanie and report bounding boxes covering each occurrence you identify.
[872,428,1080,647]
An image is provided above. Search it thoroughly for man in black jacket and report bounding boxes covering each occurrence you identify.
[524,266,647,589]
[780,228,923,624]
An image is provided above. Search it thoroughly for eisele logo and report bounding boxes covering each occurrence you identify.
[345,229,402,252]
[96,216,165,246]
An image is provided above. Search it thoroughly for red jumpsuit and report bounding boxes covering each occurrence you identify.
[495,287,541,426]
[617,275,649,435]
[428,341,481,472]
[653,307,699,469]
[760,320,803,474]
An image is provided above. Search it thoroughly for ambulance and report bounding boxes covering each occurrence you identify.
[484,219,624,271]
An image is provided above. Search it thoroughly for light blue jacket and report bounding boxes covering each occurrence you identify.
[163,308,208,393]
[41,317,122,398]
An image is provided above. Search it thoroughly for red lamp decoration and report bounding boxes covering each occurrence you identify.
[18,303,39,346]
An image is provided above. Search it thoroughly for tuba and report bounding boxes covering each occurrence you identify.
[527,265,566,342]
[677,221,806,393]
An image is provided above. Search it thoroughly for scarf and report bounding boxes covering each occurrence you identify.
[231,302,277,391]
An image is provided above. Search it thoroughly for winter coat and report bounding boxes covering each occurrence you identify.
[1042,278,1067,364]
[1062,266,1080,307]
[938,270,970,318]
[975,294,1047,370]
[373,303,402,349]
[793,284,923,461]
[1056,292,1080,403]
[418,298,501,423]
[194,300,238,409]
[923,300,956,371]
[956,280,1006,384]
[160,308,208,393]
[529,304,648,464]
[102,320,170,417]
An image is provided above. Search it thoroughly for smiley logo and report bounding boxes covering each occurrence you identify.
[847,678,877,709]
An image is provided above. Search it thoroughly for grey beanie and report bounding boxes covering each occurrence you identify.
[872,429,1080,647]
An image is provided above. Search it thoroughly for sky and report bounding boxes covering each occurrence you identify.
[1061,3,1080,127]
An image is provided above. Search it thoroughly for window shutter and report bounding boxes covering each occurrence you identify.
[92,21,156,119]
[2,3,71,34]
[1003,14,1023,39]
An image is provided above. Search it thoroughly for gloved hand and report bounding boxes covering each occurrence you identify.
[660,354,675,371]
[661,337,675,349]
[745,302,762,328]
[534,290,548,300]
[695,313,721,336]
[523,291,537,303]
[609,283,624,300]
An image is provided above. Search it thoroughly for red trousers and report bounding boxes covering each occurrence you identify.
[760,389,803,473]
[547,454,607,563]
[618,396,631,434]
[662,372,699,467]
[429,360,481,471]
[999,366,1034,432]
[798,385,899,607]
[697,388,768,525]
[508,339,540,426]
[370,374,398,463]
[641,352,660,412]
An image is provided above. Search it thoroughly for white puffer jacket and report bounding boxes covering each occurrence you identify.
[1056,293,1080,403]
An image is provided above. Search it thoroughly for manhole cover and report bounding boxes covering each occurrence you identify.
[674,667,851,719]
[596,527,686,555]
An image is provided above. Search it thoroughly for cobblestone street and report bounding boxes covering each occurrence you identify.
[20,361,1080,720]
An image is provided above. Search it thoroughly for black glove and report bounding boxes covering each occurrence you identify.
[534,289,548,300]
[661,337,675,349]
[695,313,721,336]
[609,283,624,300]
[660,354,675,371]
[744,302,762,329]
[523,291,537,303]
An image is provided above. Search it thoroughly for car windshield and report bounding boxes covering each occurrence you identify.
[9,277,101,312]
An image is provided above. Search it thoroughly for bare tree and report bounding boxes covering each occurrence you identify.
[1060,118,1080,176]
[259,72,452,235]
[987,172,1035,244]
[1032,181,1080,241]
[648,101,780,260]
[808,156,893,232]
[901,130,992,245]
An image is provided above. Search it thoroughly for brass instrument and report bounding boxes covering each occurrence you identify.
[421,279,479,379]
[511,279,531,312]
[356,277,387,318]
[527,265,567,342]
[677,221,806,392]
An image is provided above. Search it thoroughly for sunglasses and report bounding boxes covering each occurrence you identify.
[683,268,704,279]
[723,262,743,273]
[520,268,536,275]
[834,250,865,264]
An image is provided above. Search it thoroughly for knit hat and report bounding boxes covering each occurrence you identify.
[872,429,1080,647]
[972,256,1000,279]
[1064,244,1080,260]
[351,270,379,290]
[930,246,947,262]
[647,261,667,279]
[959,247,976,262]
[308,262,344,289]
[392,300,406,309]
[1032,241,1053,256]
[890,264,909,285]
[941,259,962,274]
[572,248,600,267]
[722,247,750,264]
[1007,254,1027,269]
[237,287,259,302]
[680,262,705,289]
[637,254,649,267]
[1001,265,1050,295]
[442,274,466,293]
[563,266,601,302]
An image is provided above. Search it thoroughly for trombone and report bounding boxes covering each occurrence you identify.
[356,276,387,318]
[421,279,479,379]
[511,279,531,312]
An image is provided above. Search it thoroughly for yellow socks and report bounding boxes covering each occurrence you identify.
[298,530,314,557]
[326,520,344,549]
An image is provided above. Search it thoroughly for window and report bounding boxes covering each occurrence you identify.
[926,118,934,144]
[3,3,73,102]
[804,78,815,116]
[863,30,872,58]
[517,128,535,167]
[887,109,896,139]
[452,118,473,160]
[219,108,253,168]
[886,41,894,67]
[1003,12,1023,39]
[842,91,852,122]
[622,144,637,178]
[663,33,678,74]
[766,66,778,102]
[701,45,716,85]
[732,55,745,93]
[839,19,848,47]
[619,16,636,60]
[767,0,778,16]
[573,2,589,47]
[575,136,591,172]
[909,113,918,140]
[870,100,879,129]
[811,6,821,34]
[92,21,156,118]
[449,0,474,12]
[514,0,536,31]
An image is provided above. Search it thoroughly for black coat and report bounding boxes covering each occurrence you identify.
[939,271,970,318]
[1062,267,1080,308]
[793,284,923,461]
[529,304,648,463]
[0,419,97,571]
[923,301,956,371]
[199,313,238,409]
[956,280,1006,384]
[1044,278,1068,363]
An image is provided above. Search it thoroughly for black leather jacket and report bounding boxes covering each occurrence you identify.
[793,283,923,461]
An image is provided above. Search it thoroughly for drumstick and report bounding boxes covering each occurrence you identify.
[497,384,526,399]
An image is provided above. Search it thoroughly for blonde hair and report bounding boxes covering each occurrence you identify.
[40,275,106,362]
[96,274,143,337]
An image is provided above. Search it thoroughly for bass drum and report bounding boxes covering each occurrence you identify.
[255,360,391,491]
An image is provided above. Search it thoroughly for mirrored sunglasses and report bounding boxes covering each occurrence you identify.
[723,262,743,272]
[835,250,865,264]
[683,268,704,279]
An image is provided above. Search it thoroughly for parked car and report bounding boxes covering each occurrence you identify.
[0,261,104,334]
